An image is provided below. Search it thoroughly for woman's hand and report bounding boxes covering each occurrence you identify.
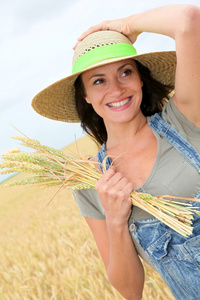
[95,166,134,228]
[73,15,141,49]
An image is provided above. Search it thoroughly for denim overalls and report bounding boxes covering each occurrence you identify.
[97,113,200,300]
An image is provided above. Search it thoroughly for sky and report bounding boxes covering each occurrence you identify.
[0,0,199,182]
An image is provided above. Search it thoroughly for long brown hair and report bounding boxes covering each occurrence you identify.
[74,60,174,145]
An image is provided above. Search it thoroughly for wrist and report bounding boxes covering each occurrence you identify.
[128,13,143,35]
[106,218,129,236]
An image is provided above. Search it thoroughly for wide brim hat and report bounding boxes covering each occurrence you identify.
[32,30,176,123]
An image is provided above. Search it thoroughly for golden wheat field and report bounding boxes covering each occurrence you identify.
[0,135,174,300]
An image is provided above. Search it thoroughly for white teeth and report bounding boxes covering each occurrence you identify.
[107,97,131,108]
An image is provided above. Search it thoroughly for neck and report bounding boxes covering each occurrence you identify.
[105,113,147,149]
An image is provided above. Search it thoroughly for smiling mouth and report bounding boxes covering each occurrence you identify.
[107,97,132,108]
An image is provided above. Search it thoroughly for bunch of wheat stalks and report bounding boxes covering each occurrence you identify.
[0,135,200,237]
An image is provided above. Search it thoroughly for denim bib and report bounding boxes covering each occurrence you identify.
[97,113,200,300]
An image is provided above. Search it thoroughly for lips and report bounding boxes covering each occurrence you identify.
[107,96,132,108]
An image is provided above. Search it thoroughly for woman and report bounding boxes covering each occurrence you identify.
[32,4,200,300]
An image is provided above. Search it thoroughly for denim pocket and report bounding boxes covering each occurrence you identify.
[183,235,200,267]
[164,235,200,299]
[147,232,171,260]
[133,200,200,299]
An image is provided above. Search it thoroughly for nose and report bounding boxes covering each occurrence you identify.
[108,78,125,97]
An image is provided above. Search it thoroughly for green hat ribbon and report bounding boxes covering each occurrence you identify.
[72,43,137,74]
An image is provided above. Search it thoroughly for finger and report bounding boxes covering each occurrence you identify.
[103,172,126,189]
[112,176,129,190]
[95,167,117,192]
[97,166,116,183]
[73,40,80,50]
[79,22,108,39]
[120,182,134,204]
[73,21,110,49]
[124,182,134,195]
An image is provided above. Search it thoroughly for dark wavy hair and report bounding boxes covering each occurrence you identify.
[74,60,174,145]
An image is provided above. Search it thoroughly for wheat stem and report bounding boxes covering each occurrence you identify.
[1,135,200,237]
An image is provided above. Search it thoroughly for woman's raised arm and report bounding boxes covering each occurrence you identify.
[74,4,200,127]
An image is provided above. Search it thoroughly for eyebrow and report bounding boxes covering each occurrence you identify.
[118,63,133,71]
[89,73,105,79]
[89,62,135,80]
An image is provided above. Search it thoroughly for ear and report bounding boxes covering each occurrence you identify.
[140,80,143,87]
[85,96,92,104]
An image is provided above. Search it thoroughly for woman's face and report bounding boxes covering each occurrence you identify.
[81,59,143,126]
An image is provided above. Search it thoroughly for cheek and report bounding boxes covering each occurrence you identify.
[84,89,104,106]
[83,86,95,104]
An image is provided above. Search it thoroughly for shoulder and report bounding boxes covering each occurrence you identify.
[73,188,105,219]
[163,97,200,136]
[148,97,200,151]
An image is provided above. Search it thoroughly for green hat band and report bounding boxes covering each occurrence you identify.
[72,43,137,74]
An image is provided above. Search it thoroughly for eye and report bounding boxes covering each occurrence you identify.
[121,68,133,77]
[93,78,105,85]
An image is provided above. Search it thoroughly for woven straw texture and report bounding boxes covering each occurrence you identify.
[32,31,176,123]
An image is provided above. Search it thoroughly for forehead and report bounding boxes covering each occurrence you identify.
[82,59,137,78]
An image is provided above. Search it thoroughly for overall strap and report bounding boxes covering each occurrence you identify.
[96,143,112,172]
[148,112,200,173]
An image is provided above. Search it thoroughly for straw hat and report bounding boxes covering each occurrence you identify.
[31,30,176,123]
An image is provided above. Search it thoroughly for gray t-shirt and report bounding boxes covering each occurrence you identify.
[73,98,200,268]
